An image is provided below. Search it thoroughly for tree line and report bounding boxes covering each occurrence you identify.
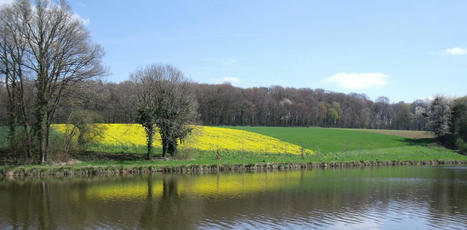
[23,80,433,130]
[0,79,437,130]
[2,75,465,133]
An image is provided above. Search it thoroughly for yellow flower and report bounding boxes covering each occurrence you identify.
[52,124,313,155]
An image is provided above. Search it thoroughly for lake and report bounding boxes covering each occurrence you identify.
[0,166,466,229]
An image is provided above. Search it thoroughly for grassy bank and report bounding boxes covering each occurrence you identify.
[1,145,466,177]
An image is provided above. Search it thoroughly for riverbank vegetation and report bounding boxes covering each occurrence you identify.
[1,149,465,177]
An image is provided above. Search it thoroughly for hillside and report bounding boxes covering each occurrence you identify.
[229,126,430,153]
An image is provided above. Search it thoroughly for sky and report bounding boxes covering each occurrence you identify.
[3,0,467,103]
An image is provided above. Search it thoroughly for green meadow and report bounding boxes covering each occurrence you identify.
[228,126,431,153]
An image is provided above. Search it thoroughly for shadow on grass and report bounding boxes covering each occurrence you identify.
[73,151,163,162]
[400,138,436,146]
[0,147,16,165]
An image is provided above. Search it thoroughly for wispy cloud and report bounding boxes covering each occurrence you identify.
[324,72,388,90]
[417,96,434,102]
[215,76,240,85]
[443,47,467,55]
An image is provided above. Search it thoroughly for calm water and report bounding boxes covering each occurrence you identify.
[0,166,466,230]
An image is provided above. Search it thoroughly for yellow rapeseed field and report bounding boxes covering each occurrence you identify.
[52,124,313,155]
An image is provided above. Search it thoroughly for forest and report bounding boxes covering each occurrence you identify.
[0,79,435,130]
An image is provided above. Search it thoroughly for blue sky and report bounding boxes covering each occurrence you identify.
[40,1,467,102]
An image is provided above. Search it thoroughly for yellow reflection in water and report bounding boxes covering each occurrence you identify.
[81,171,313,201]
[83,181,164,201]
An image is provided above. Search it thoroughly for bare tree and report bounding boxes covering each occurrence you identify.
[0,79,7,125]
[133,64,197,159]
[132,67,159,160]
[0,0,104,163]
[0,1,33,158]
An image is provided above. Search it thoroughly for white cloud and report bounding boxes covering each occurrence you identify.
[71,13,90,25]
[417,96,434,101]
[0,1,90,25]
[216,76,240,85]
[324,72,388,90]
[443,47,467,55]
[0,0,13,7]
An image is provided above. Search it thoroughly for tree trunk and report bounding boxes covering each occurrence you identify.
[5,76,17,153]
[8,101,17,151]
[46,122,51,162]
[7,110,16,151]
[22,124,32,159]
[168,139,178,157]
[162,137,167,157]
[37,103,48,164]
[145,125,153,160]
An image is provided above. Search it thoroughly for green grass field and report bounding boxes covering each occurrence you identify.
[228,126,430,153]
[344,128,434,139]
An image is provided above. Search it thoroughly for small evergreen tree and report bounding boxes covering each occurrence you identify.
[427,96,451,138]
